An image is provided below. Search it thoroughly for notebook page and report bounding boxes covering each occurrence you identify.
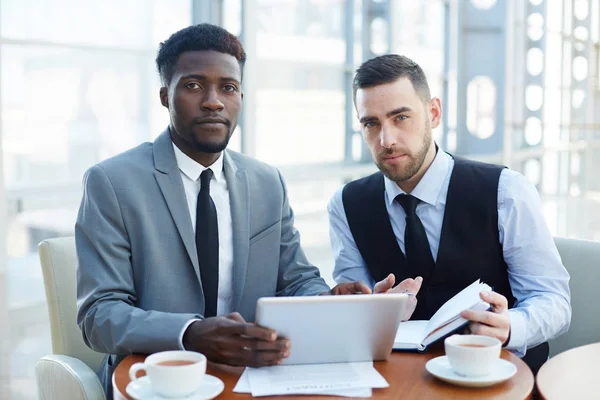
[393,320,428,349]
[421,300,490,347]
[425,280,491,336]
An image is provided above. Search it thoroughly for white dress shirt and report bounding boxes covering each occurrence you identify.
[328,150,571,357]
[172,143,234,347]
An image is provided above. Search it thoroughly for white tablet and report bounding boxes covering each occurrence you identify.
[255,293,409,365]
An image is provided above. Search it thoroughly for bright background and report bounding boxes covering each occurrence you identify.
[1,0,599,398]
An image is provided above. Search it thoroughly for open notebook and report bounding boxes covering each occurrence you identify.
[393,279,492,351]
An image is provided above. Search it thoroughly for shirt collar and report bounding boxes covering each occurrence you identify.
[384,146,450,207]
[171,142,224,183]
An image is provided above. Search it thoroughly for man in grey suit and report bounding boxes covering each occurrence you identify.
[76,23,400,396]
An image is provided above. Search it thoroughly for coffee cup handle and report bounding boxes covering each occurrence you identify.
[129,362,147,382]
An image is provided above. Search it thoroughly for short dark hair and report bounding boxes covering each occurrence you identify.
[156,23,246,86]
[353,54,431,103]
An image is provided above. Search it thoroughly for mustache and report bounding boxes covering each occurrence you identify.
[193,116,230,125]
[379,148,410,157]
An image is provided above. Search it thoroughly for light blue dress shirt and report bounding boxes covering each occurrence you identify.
[328,150,571,356]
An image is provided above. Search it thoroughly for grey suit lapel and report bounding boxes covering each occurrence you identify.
[152,129,201,283]
[224,151,250,310]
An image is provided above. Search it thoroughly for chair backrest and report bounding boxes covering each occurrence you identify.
[550,237,600,357]
[38,237,104,371]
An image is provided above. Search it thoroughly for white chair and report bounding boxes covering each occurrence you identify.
[550,237,600,357]
[35,237,106,400]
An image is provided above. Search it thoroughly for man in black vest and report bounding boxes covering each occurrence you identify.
[328,54,571,375]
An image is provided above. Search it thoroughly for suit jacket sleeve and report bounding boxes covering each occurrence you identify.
[274,169,331,297]
[76,165,203,355]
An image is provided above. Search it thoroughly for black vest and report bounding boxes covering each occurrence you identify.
[342,155,548,374]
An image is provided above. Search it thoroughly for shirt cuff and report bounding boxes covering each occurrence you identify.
[179,319,202,350]
[505,310,527,357]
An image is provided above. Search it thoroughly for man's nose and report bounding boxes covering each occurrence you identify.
[380,125,397,148]
[201,88,224,111]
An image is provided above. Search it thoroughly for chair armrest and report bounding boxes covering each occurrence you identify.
[35,354,106,400]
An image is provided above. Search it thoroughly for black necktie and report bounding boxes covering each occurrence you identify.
[196,169,219,317]
[395,194,435,281]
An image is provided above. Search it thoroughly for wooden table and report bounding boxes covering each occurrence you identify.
[113,348,533,399]
[536,342,600,400]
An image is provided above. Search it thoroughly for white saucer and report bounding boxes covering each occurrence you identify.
[425,356,517,388]
[126,375,224,400]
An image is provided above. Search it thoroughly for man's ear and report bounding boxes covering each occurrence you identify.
[429,97,442,129]
[159,87,169,108]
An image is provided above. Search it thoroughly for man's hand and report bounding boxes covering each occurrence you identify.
[182,312,290,367]
[372,274,423,321]
[326,281,373,295]
[373,273,423,295]
[460,291,511,345]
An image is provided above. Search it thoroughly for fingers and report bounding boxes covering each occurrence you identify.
[225,312,246,323]
[467,322,510,344]
[412,276,423,293]
[221,317,278,341]
[468,322,498,336]
[243,348,288,367]
[192,317,291,367]
[403,276,423,293]
[460,309,510,333]
[351,281,373,294]
[332,281,373,295]
[245,337,291,352]
[480,291,508,313]
[221,345,287,367]
[374,274,395,294]
[390,276,423,295]
[243,324,278,341]
[463,302,510,344]
[402,297,418,321]
[461,309,488,324]
[235,338,291,367]
[217,323,290,367]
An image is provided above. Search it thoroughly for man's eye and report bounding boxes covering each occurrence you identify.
[223,84,237,92]
[364,121,378,128]
[186,82,200,89]
[396,115,408,121]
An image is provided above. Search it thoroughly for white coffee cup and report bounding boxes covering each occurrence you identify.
[129,350,207,397]
[444,334,501,377]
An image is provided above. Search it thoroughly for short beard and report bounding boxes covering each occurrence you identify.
[190,134,231,153]
[187,122,233,153]
[376,121,432,183]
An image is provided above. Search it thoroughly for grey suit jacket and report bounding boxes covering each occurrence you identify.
[75,129,330,395]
